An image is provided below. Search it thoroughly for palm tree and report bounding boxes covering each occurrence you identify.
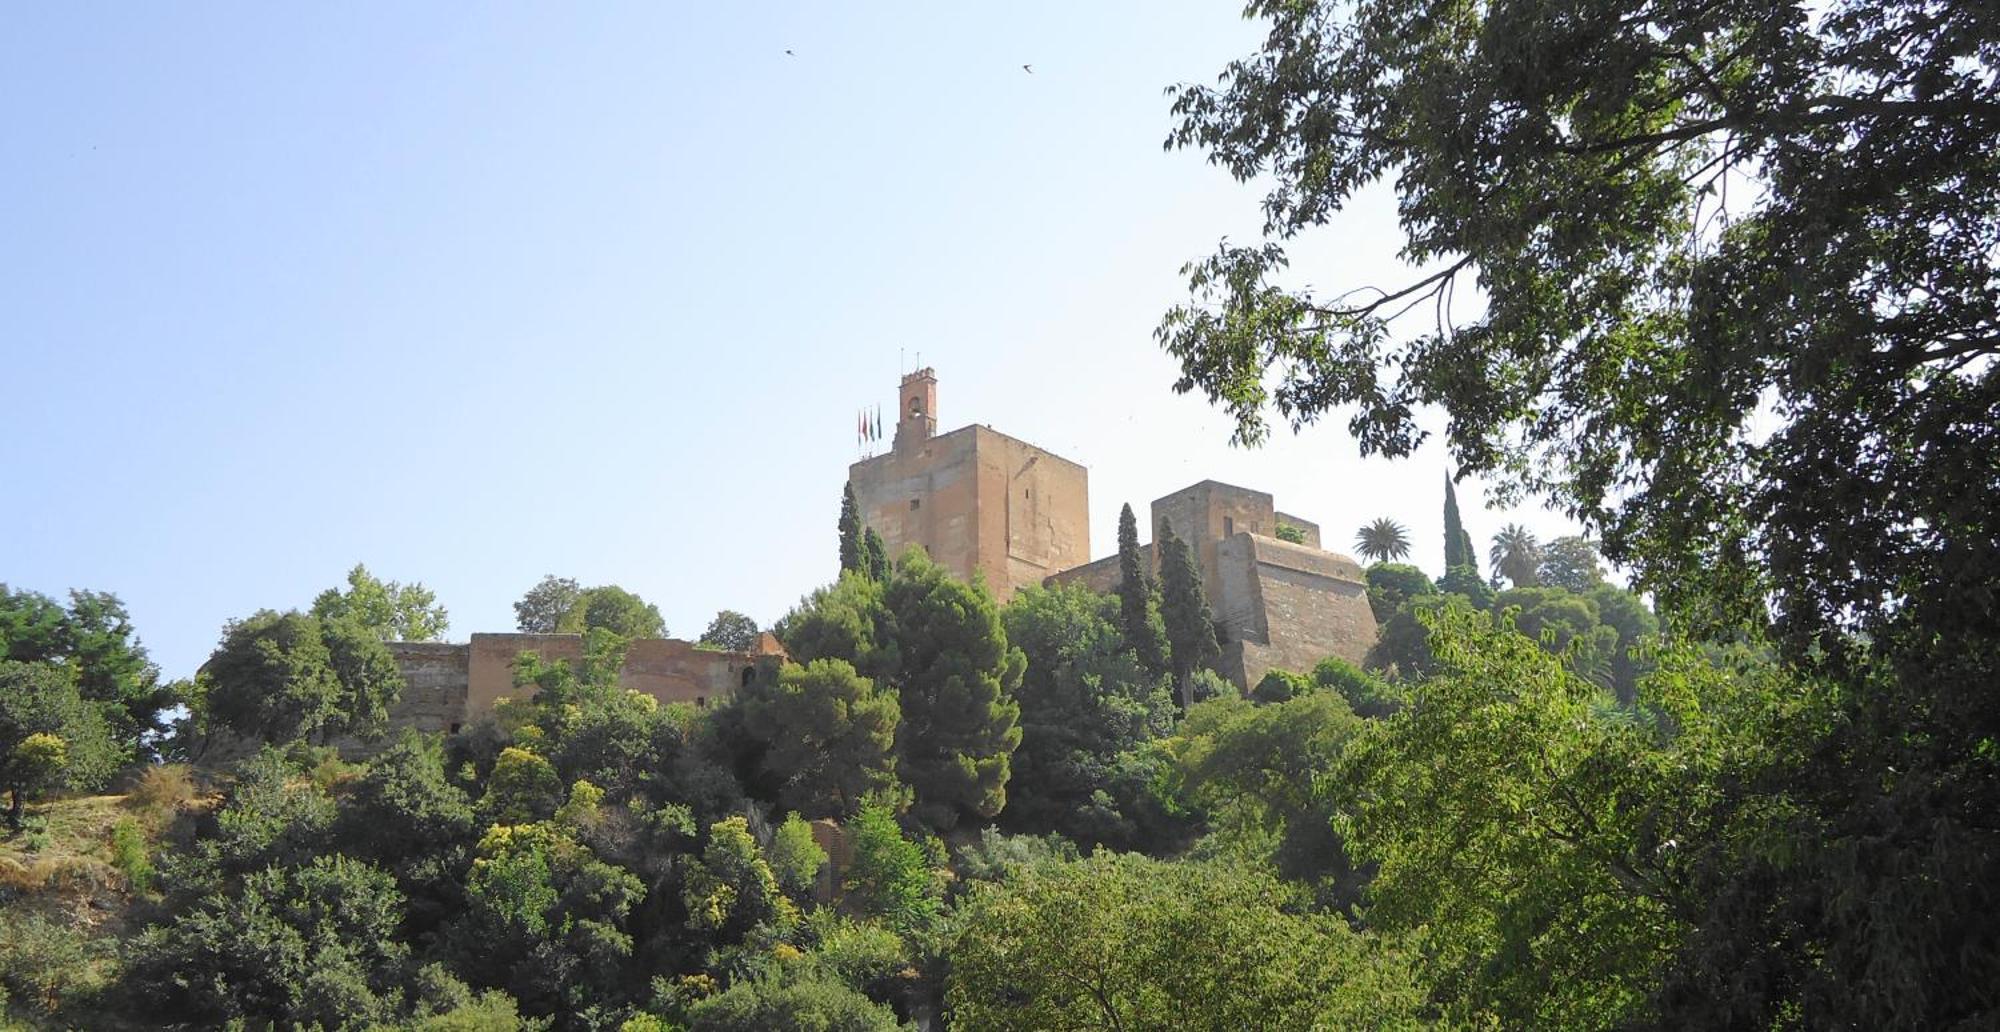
[1354,518,1412,564]
[1489,523,1542,588]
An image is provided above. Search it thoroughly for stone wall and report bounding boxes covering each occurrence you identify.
[849,424,1088,602]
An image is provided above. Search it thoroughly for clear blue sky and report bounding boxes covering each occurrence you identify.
[2,3,1584,680]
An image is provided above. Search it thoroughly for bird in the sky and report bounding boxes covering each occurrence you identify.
[1022,64,1033,74]
[785,49,795,56]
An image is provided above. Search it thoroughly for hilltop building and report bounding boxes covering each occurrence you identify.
[1048,480,1375,689]
[846,368,1091,601]
[848,370,1377,690]
[380,632,789,738]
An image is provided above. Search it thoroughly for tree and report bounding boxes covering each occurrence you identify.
[514,575,582,634]
[880,551,1024,828]
[843,800,939,935]
[310,563,449,642]
[1161,10,2000,1021]
[859,527,890,583]
[766,812,828,899]
[1441,476,1478,577]
[698,610,761,652]
[1157,521,1219,712]
[946,852,1423,1030]
[201,610,402,747]
[0,586,170,756]
[739,659,900,818]
[0,664,122,827]
[999,584,1175,845]
[1489,524,1542,589]
[838,482,863,576]
[1353,517,1411,564]
[1538,536,1606,592]
[682,816,797,946]
[686,974,901,1032]
[1364,563,1434,623]
[1274,521,1307,544]
[558,585,665,640]
[1115,503,1170,675]
[132,855,416,1029]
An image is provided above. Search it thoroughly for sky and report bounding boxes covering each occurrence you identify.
[2,2,1588,681]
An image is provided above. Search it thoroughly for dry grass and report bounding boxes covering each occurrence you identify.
[124,764,197,819]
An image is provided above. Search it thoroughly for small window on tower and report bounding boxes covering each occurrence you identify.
[741,668,755,688]
[696,696,708,709]
[911,498,921,511]
[1225,516,1235,536]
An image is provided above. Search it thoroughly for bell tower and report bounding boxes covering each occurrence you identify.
[895,367,937,450]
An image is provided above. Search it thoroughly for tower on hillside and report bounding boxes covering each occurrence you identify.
[848,368,1089,601]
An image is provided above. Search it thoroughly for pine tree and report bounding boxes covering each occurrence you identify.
[1115,504,1169,676]
[839,483,863,575]
[1157,521,1219,713]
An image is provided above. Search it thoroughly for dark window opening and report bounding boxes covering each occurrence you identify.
[741,667,755,688]
[448,722,461,735]
[1224,516,1235,536]
[696,696,708,708]
[910,498,921,510]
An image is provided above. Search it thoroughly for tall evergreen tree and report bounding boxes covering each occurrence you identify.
[1115,504,1168,675]
[861,527,891,583]
[1157,521,1219,712]
[838,483,863,575]
[1443,475,1478,576]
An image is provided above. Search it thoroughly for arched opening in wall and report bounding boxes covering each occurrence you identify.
[449,723,461,735]
[909,396,924,417]
[696,696,708,708]
[741,667,755,688]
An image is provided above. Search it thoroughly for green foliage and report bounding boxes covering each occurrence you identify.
[485,747,563,824]
[1274,521,1307,544]
[772,572,890,679]
[559,585,666,640]
[1441,476,1477,576]
[740,659,900,819]
[310,563,450,642]
[0,661,123,827]
[682,816,797,947]
[1250,668,1313,705]
[514,575,582,634]
[132,854,412,1028]
[1311,656,1399,719]
[950,826,1079,887]
[0,585,169,755]
[684,973,900,1032]
[1489,524,1542,589]
[0,912,106,1017]
[1353,517,1411,564]
[1364,562,1434,624]
[201,609,403,746]
[843,801,938,935]
[838,482,863,577]
[1538,537,1606,593]
[1156,521,1218,711]
[1436,565,1495,610]
[453,820,644,1015]
[999,584,1174,846]
[767,813,828,899]
[877,550,1024,829]
[947,852,1423,1030]
[1332,609,1782,1026]
[858,528,890,584]
[110,815,154,892]
[1114,503,1170,676]
[1174,692,1367,905]
[697,610,761,652]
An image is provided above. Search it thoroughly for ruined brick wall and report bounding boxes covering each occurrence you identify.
[382,641,471,735]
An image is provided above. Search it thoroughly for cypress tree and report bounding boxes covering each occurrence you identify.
[861,528,891,583]
[839,483,863,575]
[1115,504,1169,675]
[1443,473,1466,570]
[1157,520,1219,713]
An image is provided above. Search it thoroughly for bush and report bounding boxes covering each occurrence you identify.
[126,763,197,818]
[0,912,104,1015]
[109,816,153,892]
[685,974,900,1032]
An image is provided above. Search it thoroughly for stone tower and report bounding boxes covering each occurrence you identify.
[848,368,1090,601]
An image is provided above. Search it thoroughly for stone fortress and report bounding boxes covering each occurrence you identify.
[852,369,1377,689]
[377,367,1377,737]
